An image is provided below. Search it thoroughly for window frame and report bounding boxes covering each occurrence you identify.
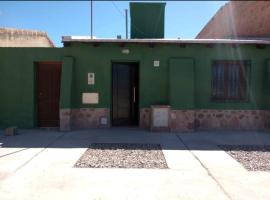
[211,60,250,102]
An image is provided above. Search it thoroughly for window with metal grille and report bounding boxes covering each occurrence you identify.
[211,60,249,101]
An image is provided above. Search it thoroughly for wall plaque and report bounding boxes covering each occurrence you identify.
[82,93,99,104]
[88,73,95,85]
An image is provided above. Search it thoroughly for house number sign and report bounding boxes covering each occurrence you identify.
[88,73,95,85]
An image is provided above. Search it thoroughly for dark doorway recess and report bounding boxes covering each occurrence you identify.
[112,62,139,126]
[36,62,62,127]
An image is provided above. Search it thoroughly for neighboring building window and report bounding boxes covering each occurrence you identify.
[211,60,249,101]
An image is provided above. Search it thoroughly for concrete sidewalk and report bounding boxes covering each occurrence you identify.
[0,129,269,200]
[179,131,270,200]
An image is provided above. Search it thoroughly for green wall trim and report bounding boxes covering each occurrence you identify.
[267,60,270,83]
[169,58,195,109]
[60,57,74,109]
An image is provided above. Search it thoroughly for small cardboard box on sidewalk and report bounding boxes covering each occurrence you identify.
[5,127,18,136]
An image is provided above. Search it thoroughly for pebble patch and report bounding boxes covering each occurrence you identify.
[219,145,270,171]
[74,143,168,169]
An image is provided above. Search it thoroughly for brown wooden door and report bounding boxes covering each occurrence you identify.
[37,62,61,127]
[112,63,139,126]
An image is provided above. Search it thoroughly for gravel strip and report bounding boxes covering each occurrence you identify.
[219,145,270,171]
[74,143,168,169]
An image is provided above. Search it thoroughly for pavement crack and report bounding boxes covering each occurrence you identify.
[175,133,232,200]
[0,148,29,158]
[14,132,67,172]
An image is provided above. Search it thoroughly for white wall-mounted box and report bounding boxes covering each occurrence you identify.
[82,93,99,104]
[150,105,170,132]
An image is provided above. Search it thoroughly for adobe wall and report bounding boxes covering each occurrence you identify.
[197,1,270,39]
[0,28,54,47]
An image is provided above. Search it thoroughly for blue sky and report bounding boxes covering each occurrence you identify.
[0,1,227,47]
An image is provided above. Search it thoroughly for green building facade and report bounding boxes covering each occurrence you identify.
[1,40,270,132]
[1,2,270,132]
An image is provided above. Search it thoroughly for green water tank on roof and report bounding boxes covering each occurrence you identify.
[130,2,166,39]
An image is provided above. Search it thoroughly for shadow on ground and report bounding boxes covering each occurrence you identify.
[0,128,270,152]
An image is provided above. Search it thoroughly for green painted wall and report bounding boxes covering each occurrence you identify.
[169,58,194,109]
[130,3,166,39]
[0,43,270,128]
[265,59,270,108]
[0,48,63,128]
[60,57,74,109]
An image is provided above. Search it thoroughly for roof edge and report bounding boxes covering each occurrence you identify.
[61,36,270,45]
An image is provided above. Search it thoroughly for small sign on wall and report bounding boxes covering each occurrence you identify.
[82,93,99,104]
[122,48,130,54]
[88,73,95,85]
[154,60,160,67]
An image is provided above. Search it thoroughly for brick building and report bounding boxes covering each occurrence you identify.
[196,1,270,39]
[0,27,54,47]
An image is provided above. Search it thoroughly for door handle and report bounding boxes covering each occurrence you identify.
[133,87,136,103]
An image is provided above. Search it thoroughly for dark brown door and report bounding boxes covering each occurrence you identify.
[112,63,139,126]
[36,62,61,127]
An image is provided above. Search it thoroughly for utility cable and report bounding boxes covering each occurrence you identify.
[111,1,149,38]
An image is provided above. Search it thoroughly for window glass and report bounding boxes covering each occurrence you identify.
[212,61,249,101]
